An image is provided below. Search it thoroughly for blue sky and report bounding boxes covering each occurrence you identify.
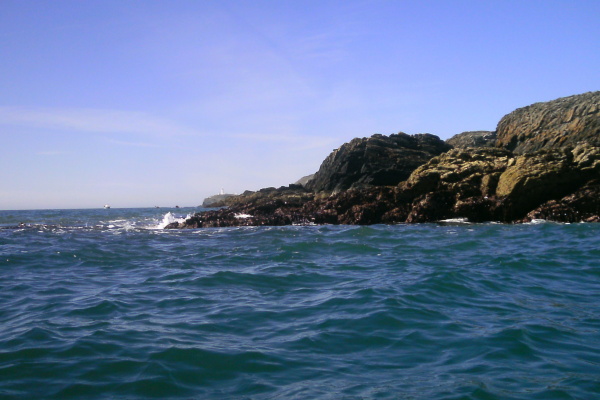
[1,0,599,209]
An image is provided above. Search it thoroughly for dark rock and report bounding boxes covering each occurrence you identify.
[496,91,600,154]
[525,180,600,223]
[305,132,451,193]
[302,187,397,225]
[446,131,496,149]
[168,185,315,228]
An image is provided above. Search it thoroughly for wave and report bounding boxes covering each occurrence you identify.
[155,212,190,229]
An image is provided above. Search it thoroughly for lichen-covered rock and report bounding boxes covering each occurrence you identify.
[496,91,600,154]
[305,132,451,193]
[397,148,512,222]
[403,148,513,197]
[496,148,600,219]
[446,131,496,149]
[402,146,600,222]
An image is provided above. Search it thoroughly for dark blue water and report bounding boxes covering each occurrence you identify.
[1,208,599,399]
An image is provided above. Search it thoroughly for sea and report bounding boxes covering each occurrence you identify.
[1,207,599,400]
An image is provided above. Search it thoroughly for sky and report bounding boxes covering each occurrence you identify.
[1,0,599,210]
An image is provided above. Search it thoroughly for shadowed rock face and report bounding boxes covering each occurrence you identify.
[446,131,496,149]
[496,91,600,154]
[305,132,451,193]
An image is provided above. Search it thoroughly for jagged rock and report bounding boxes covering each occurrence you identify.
[301,187,397,225]
[525,180,600,222]
[305,132,451,193]
[496,91,600,154]
[446,131,496,148]
[401,146,600,222]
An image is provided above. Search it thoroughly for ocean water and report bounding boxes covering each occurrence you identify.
[1,208,599,400]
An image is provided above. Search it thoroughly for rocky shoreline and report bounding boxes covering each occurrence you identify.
[166,91,600,229]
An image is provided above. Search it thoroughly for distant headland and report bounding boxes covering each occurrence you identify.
[168,91,600,228]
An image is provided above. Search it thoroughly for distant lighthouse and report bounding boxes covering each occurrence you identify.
[220,188,225,195]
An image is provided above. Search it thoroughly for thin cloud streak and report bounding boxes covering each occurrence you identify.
[36,150,67,156]
[0,107,202,137]
[106,139,161,148]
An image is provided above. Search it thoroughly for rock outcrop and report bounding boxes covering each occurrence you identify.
[294,174,314,187]
[305,133,451,193]
[446,131,496,149]
[526,180,600,223]
[496,91,600,154]
[201,193,236,207]
[167,91,600,228]
[397,145,600,222]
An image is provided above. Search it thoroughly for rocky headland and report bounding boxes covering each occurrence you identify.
[166,91,600,228]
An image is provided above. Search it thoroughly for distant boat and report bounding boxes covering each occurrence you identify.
[104,204,111,209]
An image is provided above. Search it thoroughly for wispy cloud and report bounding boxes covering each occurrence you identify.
[0,107,201,137]
[106,139,161,148]
[36,150,67,156]
[229,131,336,150]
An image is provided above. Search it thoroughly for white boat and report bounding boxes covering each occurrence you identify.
[104,204,111,209]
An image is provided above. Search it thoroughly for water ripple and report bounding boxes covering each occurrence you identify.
[1,209,599,399]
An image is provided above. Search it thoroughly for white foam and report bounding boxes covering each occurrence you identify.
[529,219,547,224]
[439,218,470,224]
[234,213,252,219]
[156,212,188,229]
